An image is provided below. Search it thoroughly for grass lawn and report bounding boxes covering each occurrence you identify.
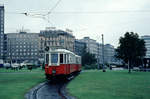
[67,70,150,99]
[0,67,43,73]
[0,68,45,99]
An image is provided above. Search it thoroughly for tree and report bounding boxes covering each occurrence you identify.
[81,45,97,68]
[115,32,146,73]
[82,52,97,66]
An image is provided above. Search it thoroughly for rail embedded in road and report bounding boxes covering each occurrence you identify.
[25,80,70,99]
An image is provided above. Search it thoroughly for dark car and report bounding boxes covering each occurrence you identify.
[26,60,41,70]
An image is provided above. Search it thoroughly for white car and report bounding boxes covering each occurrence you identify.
[4,63,11,68]
[20,63,26,67]
[12,63,20,68]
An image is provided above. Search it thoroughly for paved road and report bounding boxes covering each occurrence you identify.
[36,81,66,99]
[25,74,80,99]
[25,79,73,99]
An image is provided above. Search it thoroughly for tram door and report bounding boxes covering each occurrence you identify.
[66,54,70,74]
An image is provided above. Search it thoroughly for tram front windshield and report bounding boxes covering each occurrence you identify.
[51,53,58,64]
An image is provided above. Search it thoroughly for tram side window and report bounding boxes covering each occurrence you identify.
[76,57,79,64]
[67,54,69,63]
[69,54,73,64]
[79,57,81,64]
[73,55,76,64]
[70,54,75,64]
[46,54,49,64]
[60,54,63,64]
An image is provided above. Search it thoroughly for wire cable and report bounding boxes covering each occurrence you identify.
[45,0,62,16]
[6,9,150,15]
[50,10,150,14]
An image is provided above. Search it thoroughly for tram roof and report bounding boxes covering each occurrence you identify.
[47,49,79,56]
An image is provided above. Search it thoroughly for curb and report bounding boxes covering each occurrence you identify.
[24,81,76,99]
[24,81,47,99]
[61,83,76,99]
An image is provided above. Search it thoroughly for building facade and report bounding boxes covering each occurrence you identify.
[80,37,99,58]
[39,29,75,59]
[104,44,115,64]
[0,5,6,60]
[141,35,150,58]
[6,32,39,63]
[80,37,100,62]
[141,35,150,67]
[74,39,86,56]
[79,37,116,65]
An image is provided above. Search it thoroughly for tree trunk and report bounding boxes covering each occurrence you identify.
[128,67,131,73]
[128,60,131,73]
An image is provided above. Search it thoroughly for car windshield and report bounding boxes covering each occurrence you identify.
[51,53,58,64]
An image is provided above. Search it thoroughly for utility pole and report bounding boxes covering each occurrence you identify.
[9,38,12,67]
[97,45,100,70]
[102,34,106,72]
[98,41,100,70]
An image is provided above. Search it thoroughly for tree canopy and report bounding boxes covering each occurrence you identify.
[81,46,97,68]
[115,32,146,73]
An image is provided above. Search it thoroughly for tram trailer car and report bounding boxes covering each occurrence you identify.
[45,49,81,79]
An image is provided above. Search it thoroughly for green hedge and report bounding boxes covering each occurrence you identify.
[83,64,98,70]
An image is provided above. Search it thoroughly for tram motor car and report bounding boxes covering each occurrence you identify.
[45,49,81,79]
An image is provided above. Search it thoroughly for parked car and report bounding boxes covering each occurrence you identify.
[4,63,11,69]
[20,62,26,67]
[25,60,37,70]
[34,61,41,67]
[12,63,20,68]
[0,59,4,68]
[26,60,41,67]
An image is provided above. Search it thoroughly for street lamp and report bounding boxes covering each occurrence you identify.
[8,38,12,67]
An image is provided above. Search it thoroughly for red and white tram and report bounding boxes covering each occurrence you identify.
[45,49,81,79]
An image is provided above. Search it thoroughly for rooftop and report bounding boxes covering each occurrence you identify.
[40,29,74,37]
[141,35,150,37]
[0,4,4,7]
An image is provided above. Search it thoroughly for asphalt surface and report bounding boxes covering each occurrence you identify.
[25,79,75,99]
[36,81,66,99]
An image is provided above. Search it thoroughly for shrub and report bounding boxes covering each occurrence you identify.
[83,64,98,70]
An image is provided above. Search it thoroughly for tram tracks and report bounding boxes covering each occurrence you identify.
[58,83,67,99]
[25,80,69,99]
[25,73,80,99]
[32,82,48,99]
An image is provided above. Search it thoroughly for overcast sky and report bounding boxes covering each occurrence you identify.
[1,0,150,47]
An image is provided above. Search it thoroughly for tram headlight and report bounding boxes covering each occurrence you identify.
[52,70,56,74]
